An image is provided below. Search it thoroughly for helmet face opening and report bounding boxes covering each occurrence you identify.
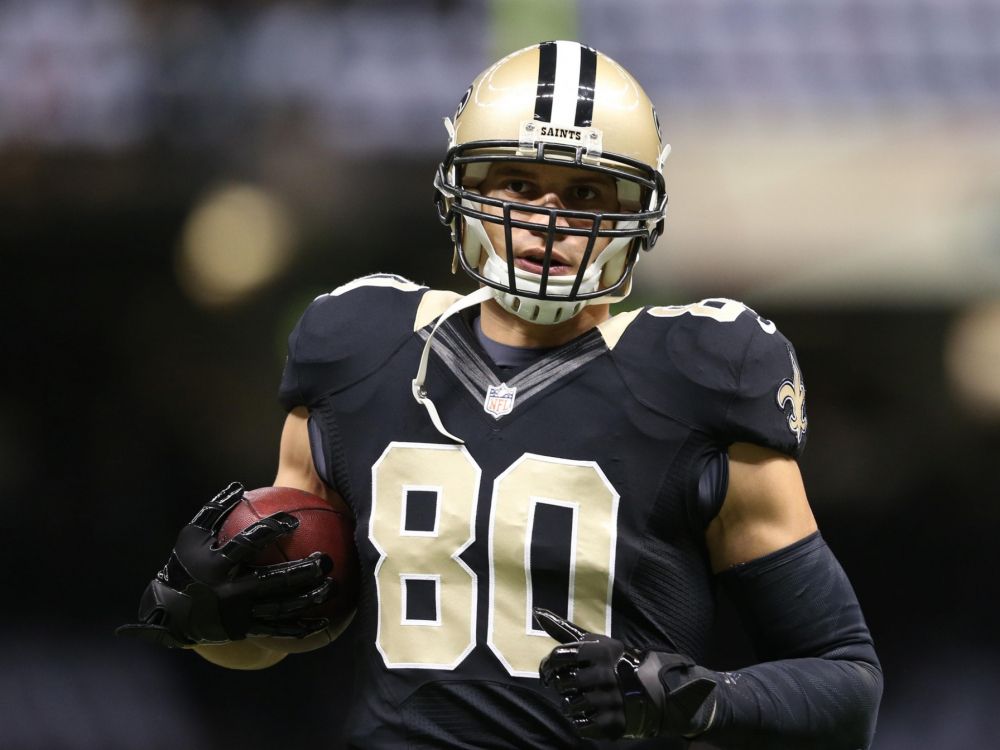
[434,41,669,322]
[435,145,664,302]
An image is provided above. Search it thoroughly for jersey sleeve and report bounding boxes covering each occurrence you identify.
[724,320,808,458]
[278,274,429,410]
[612,299,809,459]
[278,300,323,410]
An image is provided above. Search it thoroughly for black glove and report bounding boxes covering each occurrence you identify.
[534,607,718,740]
[116,482,334,648]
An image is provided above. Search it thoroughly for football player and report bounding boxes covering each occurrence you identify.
[121,41,882,748]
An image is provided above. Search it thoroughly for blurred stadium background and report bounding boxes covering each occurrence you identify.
[2,0,999,747]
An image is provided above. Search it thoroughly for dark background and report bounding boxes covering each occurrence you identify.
[2,1,999,748]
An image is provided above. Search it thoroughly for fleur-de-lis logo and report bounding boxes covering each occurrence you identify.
[776,347,807,443]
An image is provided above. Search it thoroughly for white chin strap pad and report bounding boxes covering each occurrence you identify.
[460,206,637,326]
[481,252,596,325]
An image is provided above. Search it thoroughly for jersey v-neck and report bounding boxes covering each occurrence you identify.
[472,315,555,374]
[416,312,608,418]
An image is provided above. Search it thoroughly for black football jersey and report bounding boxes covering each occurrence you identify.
[278,275,808,750]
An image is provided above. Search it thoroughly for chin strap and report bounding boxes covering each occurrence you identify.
[412,286,494,443]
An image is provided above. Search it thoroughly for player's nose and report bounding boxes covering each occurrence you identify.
[538,191,568,212]
[526,192,571,231]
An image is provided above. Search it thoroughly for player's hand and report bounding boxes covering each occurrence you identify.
[116,482,334,648]
[534,607,718,740]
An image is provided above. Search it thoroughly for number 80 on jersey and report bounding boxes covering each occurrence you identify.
[370,443,619,677]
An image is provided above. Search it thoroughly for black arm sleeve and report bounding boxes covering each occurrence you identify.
[701,532,883,749]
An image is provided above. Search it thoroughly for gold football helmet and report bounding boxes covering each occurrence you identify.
[434,40,670,324]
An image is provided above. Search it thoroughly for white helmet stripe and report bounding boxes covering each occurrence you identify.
[551,41,583,126]
[533,41,598,127]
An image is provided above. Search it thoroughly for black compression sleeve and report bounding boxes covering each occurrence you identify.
[701,532,883,749]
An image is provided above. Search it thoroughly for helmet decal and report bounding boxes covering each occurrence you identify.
[575,44,597,127]
[455,85,473,121]
[533,40,556,122]
[533,41,599,128]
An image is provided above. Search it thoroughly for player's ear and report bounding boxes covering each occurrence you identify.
[532,608,591,644]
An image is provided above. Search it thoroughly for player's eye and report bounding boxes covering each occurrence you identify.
[505,179,532,195]
[568,185,600,202]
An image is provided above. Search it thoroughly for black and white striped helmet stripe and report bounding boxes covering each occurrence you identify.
[533,41,599,128]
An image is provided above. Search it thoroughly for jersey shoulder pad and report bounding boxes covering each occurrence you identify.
[279,274,450,409]
[613,298,808,457]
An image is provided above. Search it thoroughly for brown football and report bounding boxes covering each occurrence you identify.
[217,486,359,652]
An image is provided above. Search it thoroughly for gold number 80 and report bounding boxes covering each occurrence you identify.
[370,443,619,677]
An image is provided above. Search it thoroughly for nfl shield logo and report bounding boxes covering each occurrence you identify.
[483,383,517,419]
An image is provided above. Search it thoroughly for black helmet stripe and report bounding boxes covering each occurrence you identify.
[533,41,557,122]
[575,45,597,127]
[533,41,598,128]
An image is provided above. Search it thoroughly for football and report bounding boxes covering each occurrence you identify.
[217,485,360,652]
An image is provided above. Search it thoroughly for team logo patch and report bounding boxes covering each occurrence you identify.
[776,346,808,443]
[483,383,517,419]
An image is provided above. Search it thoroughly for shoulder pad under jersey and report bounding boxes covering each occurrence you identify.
[279,274,458,409]
[610,298,808,458]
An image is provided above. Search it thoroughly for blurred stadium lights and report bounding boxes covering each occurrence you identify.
[1,0,998,304]
[3,0,997,151]
[636,120,1000,304]
[945,300,1000,420]
[586,0,1000,118]
[177,183,297,308]
[0,0,151,149]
